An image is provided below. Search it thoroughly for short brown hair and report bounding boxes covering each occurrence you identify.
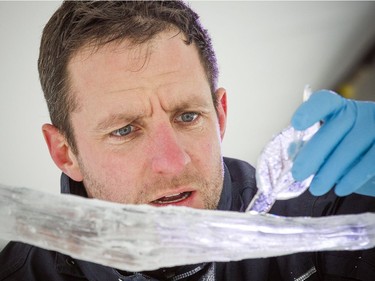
[38,1,218,153]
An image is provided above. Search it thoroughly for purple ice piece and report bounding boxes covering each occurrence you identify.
[247,123,319,213]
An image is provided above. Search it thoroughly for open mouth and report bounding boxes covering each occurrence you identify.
[151,191,192,205]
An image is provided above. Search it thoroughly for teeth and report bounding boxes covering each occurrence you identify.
[152,192,191,204]
[164,193,181,198]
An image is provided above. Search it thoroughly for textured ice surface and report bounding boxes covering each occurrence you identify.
[1,184,374,271]
[247,123,319,213]
[247,85,319,213]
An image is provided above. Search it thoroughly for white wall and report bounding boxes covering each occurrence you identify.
[189,1,375,167]
[1,1,375,194]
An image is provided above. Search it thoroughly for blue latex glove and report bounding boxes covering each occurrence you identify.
[290,90,375,197]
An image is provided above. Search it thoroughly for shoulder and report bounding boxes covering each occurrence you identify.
[0,241,85,281]
[223,157,257,210]
[271,188,375,217]
[0,242,33,280]
[223,157,256,186]
[271,191,375,280]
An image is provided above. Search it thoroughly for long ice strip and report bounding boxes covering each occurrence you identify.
[1,184,374,272]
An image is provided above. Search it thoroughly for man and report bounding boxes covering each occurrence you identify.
[0,1,374,280]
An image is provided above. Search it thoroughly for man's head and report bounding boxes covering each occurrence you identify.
[40,1,227,210]
[39,1,218,152]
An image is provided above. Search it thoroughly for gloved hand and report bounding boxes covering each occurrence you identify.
[290,89,375,197]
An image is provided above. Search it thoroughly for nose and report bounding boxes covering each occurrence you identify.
[149,123,191,175]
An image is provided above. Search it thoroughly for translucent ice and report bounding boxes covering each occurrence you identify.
[246,123,319,213]
[247,86,319,213]
[1,184,374,272]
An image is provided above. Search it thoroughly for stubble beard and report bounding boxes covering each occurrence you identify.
[76,155,224,210]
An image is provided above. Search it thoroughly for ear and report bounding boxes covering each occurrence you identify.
[215,87,227,140]
[42,124,83,182]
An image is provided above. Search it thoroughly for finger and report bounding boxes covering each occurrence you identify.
[355,176,375,196]
[308,102,374,196]
[291,90,346,130]
[335,144,375,196]
[291,103,355,182]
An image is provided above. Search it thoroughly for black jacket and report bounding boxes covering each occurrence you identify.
[1,157,374,280]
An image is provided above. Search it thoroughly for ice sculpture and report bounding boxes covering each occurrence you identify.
[246,124,319,213]
[247,85,319,213]
[1,184,374,272]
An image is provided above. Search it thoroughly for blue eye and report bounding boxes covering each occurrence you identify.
[112,125,133,137]
[178,112,198,123]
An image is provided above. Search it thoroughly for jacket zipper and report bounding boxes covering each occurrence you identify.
[294,266,317,281]
[170,263,208,281]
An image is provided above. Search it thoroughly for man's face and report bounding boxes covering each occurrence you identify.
[64,30,227,209]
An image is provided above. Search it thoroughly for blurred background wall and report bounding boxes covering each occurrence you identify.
[1,1,375,249]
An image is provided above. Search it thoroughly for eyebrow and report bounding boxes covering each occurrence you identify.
[95,113,141,132]
[94,95,212,132]
[163,92,213,111]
